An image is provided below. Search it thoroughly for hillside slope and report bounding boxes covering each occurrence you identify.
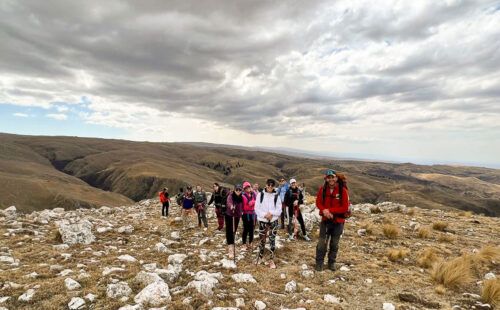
[0,133,499,215]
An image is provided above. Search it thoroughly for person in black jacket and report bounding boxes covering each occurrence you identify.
[208,183,229,231]
[284,179,311,242]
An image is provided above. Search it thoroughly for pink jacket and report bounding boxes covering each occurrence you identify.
[242,191,256,214]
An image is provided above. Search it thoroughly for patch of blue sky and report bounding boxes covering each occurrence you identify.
[0,102,123,139]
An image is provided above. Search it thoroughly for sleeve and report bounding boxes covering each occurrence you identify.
[226,193,233,208]
[165,192,169,199]
[298,190,304,205]
[271,195,282,217]
[316,187,325,213]
[203,192,207,204]
[283,189,289,206]
[208,192,214,205]
[254,193,265,218]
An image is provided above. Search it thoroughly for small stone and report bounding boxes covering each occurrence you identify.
[18,289,35,302]
[484,273,496,280]
[106,282,132,299]
[85,293,95,302]
[285,280,297,293]
[232,273,257,283]
[170,231,180,240]
[254,300,266,310]
[118,254,137,262]
[68,297,86,309]
[65,278,82,290]
[324,294,341,304]
[280,273,286,279]
[383,303,395,310]
[235,298,245,307]
[300,270,314,279]
[134,281,171,306]
[340,266,350,271]
[117,225,134,234]
[221,259,236,269]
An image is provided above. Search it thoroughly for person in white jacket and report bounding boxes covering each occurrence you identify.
[254,178,282,269]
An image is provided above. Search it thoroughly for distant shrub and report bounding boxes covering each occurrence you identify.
[476,245,500,263]
[360,221,375,235]
[417,248,438,268]
[407,208,415,215]
[437,233,457,243]
[370,206,381,214]
[382,224,400,239]
[432,221,448,231]
[387,248,410,262]
[482,279,500,307]
[432,255,472,287]
[417,226,431,239]
[458,211,472,217]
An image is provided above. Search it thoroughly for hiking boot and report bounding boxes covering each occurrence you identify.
[289,234,295,242]
[228,246,234,259]
[315,263,324,272]
[303,235,312,242]
[328,263,336,271]
[203,227,207,231]
[269,260,276,269]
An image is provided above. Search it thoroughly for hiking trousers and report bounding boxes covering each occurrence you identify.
[225,215,240,245]
[215,204,225,230]
[316,221,344,266]
[196,205,208,228]
[258,220,279,260]
[287,206,306,236]
[242,213,255,244]
[162,202,169,217]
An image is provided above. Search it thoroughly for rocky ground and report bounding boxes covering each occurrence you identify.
[0,197,498,310]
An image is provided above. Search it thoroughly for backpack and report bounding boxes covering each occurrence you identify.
[260,191,279,206]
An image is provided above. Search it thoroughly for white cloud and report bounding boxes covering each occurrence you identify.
[13,113,29,117]
[46,113,67,120]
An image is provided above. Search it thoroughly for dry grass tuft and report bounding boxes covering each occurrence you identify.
[370,206,382,214]
[417,248,439,268]
[482,279,500,307]
[407,208,415,215]
[417,226,431,239]
[382,224,400,239]
[387,248,410,262]
[458,211,472,217]
[431,255,472,287]
[435,285,446,294]
[432,221,448,231]
[359,221,375,235]
[437,233,457,243]
[476,245,500,263]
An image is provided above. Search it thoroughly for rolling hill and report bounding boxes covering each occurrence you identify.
[0,133,499,216]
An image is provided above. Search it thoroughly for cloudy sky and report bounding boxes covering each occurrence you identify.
[1,0,499,167]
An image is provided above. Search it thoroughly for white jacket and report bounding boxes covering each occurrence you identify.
[255,190,282,223]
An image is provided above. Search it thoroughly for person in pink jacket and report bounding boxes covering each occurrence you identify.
[241,182,257,250]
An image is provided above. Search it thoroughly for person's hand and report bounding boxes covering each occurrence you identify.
[265,212,272,221]
[322,209,333,219]
[293,200,298,206]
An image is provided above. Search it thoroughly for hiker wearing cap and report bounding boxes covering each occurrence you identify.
[277,178,290,229]
[181,186,195,227]
[315,170,350,271]
[225,184,244,259]
[159,187,170,217]
[284,179,311,242]
[194,185,208,231]
[208,183,229,231]
[254,179,282,269]
[241,182,257,250]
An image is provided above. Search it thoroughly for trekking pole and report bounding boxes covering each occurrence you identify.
[295,205,299,241]
[255,222,270,265]
[232,213,236,265]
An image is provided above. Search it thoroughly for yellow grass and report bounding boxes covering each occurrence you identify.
[458,211,472,217]
[417,248,438,268]
[482,279,500,307]
[431,255,472,287]
[387,248,410,262]
[359,221,375,234]
[407,208,415,215]
[370,206,381,214]
[382,224,400,239]
[432,221,448,231]
[435,285,446,294]
[417,226,431,239]
[477,245,500,263]
[437,233,457,243]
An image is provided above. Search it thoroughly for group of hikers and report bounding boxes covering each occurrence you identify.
[158,169,350,271]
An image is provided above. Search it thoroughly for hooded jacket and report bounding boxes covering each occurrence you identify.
[255,190,282,223]
[242,191,256,215]
[159,191,169,204]
[226,191,244,217]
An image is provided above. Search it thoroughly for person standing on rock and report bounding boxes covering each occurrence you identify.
[181,186,195,227]
[159,187,170,217]
[208,183,229,231]
[284,179,311,242]
[315,169,350,272]
[194,185,208,231]
[255,179,282,269]
[241,182,257,251]
[226,184,244,259]
[277,178,290,229]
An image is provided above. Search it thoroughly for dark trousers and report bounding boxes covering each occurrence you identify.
[196,205,208,228]
[242,214,255,244]
[280,203,286,227]
[225,215,240,245]
[287,206,306,236]
[215,205,225,230]
[316,221,344,266]
[162,202,169,216]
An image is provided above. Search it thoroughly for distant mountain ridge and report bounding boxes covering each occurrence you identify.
[1,133,499,216]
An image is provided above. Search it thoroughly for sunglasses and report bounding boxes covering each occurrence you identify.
[235,188,242,191]
[266,184,275,187]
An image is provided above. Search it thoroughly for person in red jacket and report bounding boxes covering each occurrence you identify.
[159,187,170,217]
[315,169,350,271]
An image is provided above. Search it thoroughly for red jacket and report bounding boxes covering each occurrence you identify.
[316,184,349,223]
[159,191,169,204]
